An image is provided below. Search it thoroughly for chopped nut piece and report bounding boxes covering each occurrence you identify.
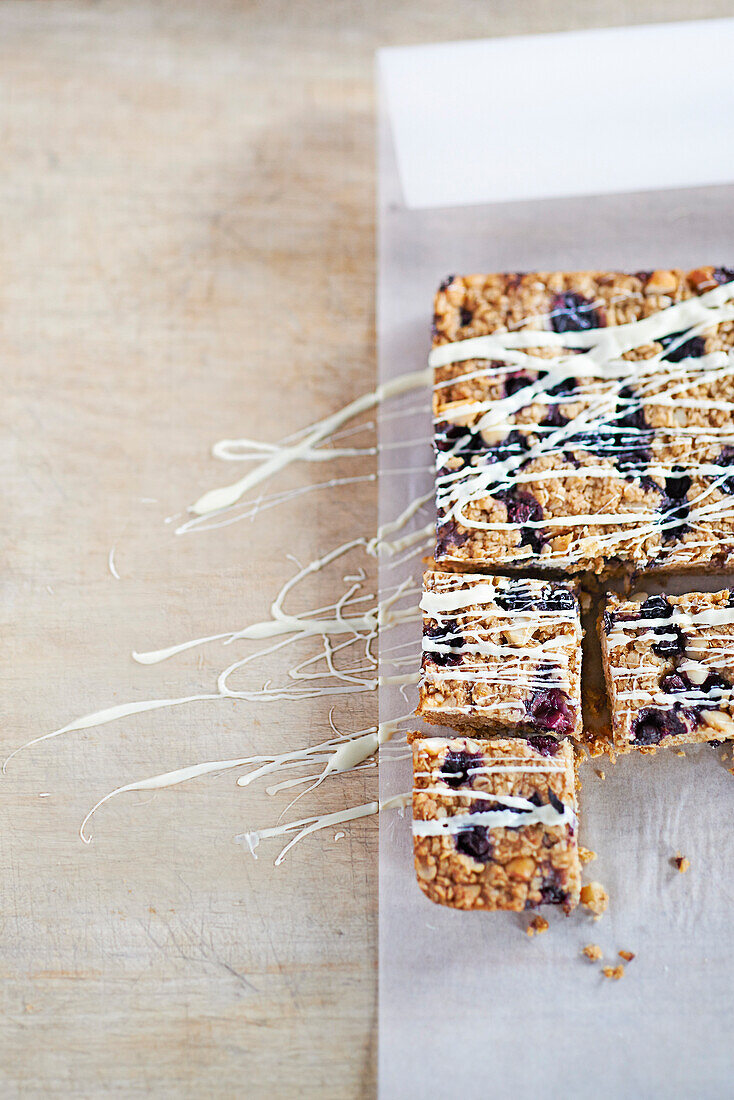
[674,853,690,874]
[526,915,549,937]
[580,881,609,916]
[602,964,625,981]
[579,846,597,864]
[596,769,606,780]
[582,943,603,962]
[618,950,636,962]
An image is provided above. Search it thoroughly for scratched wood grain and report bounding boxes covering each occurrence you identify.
[2,2,732,1096]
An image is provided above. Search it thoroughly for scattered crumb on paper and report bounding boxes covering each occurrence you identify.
[526,915,549,937]
[580,881,609,917]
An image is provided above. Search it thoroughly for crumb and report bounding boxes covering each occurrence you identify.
[602,964,625,981]
[580,881,609,917]
[596,769,606,780]
[618,950,635,962]
[582,943,603,962]
[526,915,549,937]
[579,846,597,864]
[675,750,686,757]
[673,853,690,873]
[722,753,728,762]
[729,767,734,776]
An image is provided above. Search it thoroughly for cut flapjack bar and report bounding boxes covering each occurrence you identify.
[432,268,734,574]
[416,570,583,739]
[600,588,734,751]
[411,734,581,912]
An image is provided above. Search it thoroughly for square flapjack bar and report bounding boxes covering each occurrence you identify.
[431,268,734,574]
[411,735,580,912]
[600,588,734,751]
[416,570,583,740]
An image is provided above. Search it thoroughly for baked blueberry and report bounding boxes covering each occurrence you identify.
[455,825,492,862]
[527,688,575,735]
[550,291,600,333]
[631,707,686,746]
[439,749,482,787]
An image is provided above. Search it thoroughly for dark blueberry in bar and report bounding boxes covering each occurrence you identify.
[547,789,565,814]
[434,420,486,458]
[701,671,731,696]
[436,517,469,554]
[603,610,615,634]
[632,593,687,657]
[532,867,569,907]
[614,386,653,471]
[617,386,650,434]
[714,267,734,284]
[495,490,546,555]
[484,429,532,467]
[438,274,456,292]
[495,583,576,616]
[504,371,534,398]
[546,376,578,398]
[527,688,575,735]
[537,881,569,907]
[716,445,734,495]
[638,473,663,495]
[539,404,569,430]
[631,707,687,746]
[455,825,492,862]
[651,625,687,658]
[550,291,601,333]
[638,594,673,621]
[665,470,692,501]
[424,618,464,668]
[526,735,561,757]
[459,306,473,327]
[454,797,495,861]
[660,331,706,362]
[708,739,724,747]
[439,749,482,787]
[660,670,691,694]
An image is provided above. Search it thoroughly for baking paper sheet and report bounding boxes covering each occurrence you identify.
[377,25,734,1100]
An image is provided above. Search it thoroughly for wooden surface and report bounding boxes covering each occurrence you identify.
[2,2,732,1096]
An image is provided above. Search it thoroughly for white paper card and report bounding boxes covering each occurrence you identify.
[379,20,734,209]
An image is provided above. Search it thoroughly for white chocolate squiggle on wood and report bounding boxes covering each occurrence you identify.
[12,365,434,863]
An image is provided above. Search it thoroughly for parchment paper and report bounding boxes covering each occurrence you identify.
[377,39,734,1100]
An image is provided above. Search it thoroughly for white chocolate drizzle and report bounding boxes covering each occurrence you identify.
[11,364,434,862]
[413,796,575,835]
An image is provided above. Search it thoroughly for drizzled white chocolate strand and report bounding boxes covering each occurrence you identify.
[15,356,434,860]
[413,797,576,835]
[190,366,431,515]
[239,792,411,866]
[79,714,411,843]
